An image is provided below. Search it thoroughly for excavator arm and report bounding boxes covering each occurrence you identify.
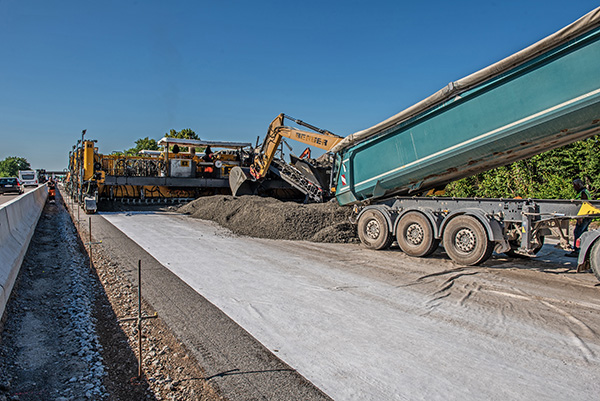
[230,113,342,202]
[250,113,343,179]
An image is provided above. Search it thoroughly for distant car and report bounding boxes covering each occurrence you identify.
[0,177,24,195]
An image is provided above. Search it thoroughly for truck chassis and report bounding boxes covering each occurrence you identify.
[355,197,600,268]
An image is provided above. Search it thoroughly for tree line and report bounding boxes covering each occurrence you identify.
[116,129,199,155]
[0,157,31,177]
[444,134,600,199]
[3,131,598,200]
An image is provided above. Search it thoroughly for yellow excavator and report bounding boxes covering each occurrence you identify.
[229,113,343,202]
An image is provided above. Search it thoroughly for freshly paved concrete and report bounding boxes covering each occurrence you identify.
[84,208,331,401]
[100,211,600,401]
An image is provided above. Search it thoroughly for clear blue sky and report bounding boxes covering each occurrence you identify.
[1,0,598,171]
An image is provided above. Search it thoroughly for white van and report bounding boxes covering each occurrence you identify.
[18,170,38,187]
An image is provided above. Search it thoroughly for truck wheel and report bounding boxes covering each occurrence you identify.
[442,215,492,265]
[589,240,600,281]
[358,209,393,250]
[396,212,438,257]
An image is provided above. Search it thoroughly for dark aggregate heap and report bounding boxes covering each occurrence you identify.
[179,195,358,243]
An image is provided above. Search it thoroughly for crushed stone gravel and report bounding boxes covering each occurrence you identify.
[0,189,222,401]
[0,195,106,400]
[178,195,358,243]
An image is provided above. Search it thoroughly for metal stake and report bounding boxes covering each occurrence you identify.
[119,260,158,379]
[137,262,143,378]
[86,217,102,269]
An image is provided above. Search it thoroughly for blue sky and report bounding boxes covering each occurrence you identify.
[1,0,598,171]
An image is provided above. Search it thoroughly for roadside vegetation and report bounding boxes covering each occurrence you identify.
[113,128,199,156]
[0,156,30,177]
[5,131,599,199]
[445,134,600,199]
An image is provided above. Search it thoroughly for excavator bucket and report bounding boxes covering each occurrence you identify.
[229,166,258,196]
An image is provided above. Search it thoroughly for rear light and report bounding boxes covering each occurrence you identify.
[576,238,581,248]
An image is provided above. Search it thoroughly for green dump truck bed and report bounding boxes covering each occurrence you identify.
[333,8,600,206]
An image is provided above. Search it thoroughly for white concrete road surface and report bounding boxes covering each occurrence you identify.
[102,211,600,400]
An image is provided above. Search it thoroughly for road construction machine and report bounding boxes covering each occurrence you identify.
[66,133,252,213]
[229,113,343,202]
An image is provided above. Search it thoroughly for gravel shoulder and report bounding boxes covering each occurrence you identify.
[0,189,222,400]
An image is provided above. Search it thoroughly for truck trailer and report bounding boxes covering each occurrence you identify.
[329,8,600,276]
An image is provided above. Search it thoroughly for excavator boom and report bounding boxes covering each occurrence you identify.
[252,113,342,179]
[230,113,342,202]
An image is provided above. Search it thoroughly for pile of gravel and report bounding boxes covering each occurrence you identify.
[179,195,358,243]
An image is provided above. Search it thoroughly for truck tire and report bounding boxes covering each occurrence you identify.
[442,215,492,265]
[358,209,393,250]
[396,212,438,257]
[589,240,600,281]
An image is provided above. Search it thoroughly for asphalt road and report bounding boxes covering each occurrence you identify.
[0,185,37,206]
[97,211,600,400]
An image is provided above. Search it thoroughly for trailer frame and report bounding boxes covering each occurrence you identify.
[354,196,600,266]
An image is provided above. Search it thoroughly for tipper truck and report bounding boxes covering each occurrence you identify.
[327,7,600,277]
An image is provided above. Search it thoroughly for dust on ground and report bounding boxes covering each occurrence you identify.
[178,195,358,243]
[0,191,222,401]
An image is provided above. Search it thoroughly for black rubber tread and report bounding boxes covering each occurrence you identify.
[442,215,492,266]
[357,209,392,250]
[396,212,437,257]
[589,240,600,281]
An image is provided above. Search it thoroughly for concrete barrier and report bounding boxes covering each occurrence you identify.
[0,185,48,318]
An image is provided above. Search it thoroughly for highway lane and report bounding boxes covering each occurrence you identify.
[98,211,600,401]
[0,186,37,207]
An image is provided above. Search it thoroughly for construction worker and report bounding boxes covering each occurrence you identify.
[203,146,213,162]
[202,146,215,176]
[566,178,592,257]
[47,177,56,202]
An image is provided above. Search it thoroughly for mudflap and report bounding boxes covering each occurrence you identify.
[229,167,258,196]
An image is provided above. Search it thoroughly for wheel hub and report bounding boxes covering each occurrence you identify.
[455,228,476,252]
[406,223,424,245]
[366,220,380,240]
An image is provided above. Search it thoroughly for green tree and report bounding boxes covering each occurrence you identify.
[445,134,600,199]
[116,130,199,155]
[164,128,200,153]
[165,128,199,140]
[0,156,31,177]
[125,137,159,155]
